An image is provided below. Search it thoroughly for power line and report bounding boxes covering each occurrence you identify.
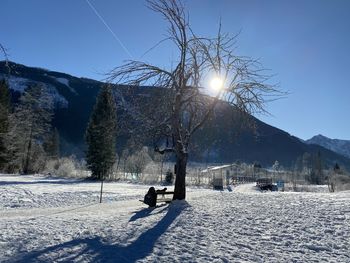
[85,0,133,59]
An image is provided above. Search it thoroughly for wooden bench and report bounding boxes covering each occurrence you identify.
[155,189,174,203]
[140,188,174,206]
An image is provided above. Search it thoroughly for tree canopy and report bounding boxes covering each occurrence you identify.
[108,0,281,200]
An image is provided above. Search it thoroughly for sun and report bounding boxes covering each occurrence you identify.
[210,77,224,91]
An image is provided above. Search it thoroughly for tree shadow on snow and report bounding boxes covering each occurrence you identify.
[12,203,187,263]
[0,179,86,186]
[129,204,169,222]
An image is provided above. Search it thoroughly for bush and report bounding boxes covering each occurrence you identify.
[125,147,152,180]
[165,169,174,185]
[330,174,350,192]
[45,156,86,178]
[140,161,160,184]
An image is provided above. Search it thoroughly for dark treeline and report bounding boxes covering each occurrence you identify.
[0,79,59,174]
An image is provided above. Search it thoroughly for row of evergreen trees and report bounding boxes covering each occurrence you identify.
[0,79,59,174]
[0,78,118,180]
[0,76,120,181]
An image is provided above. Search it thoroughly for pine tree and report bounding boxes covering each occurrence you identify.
[7,84,53,173]
[85,85,117,180]
[44,128,60,160]
[0,79,11,170]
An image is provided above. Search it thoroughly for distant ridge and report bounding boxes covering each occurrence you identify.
[306,134,350,159]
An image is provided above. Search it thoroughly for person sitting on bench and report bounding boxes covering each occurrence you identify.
[144,187,157,207]
[143,187,170,207]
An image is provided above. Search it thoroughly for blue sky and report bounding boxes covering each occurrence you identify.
[2,0,350,140]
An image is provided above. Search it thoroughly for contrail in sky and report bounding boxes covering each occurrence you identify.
[85,0,133,59]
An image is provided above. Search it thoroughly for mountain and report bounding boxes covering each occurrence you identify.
[306,134,350,159]
[1,61,350,170]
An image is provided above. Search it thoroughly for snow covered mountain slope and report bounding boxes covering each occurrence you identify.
[2,61,350,169]
[1,174,349,262]
[0,74,68,108]
[306,134,350,159]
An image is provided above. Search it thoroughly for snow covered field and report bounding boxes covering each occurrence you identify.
[1,174,349,262]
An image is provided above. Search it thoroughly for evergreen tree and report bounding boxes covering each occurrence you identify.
[7,84,53,173]
[0,79,11,170]
[85,85,117,180]
[165,169,174,185]
[44,128,60,160]
[334,163,340,173]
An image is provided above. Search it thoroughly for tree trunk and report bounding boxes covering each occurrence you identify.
[160,157,164,183]
[99,178,104,203]
[115,156,121,177]
[23,129,33,174]
[173,152,188,200]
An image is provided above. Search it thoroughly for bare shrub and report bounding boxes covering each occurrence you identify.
[45,156,87,178]
[332,174,350,192]
[125,146,152,180]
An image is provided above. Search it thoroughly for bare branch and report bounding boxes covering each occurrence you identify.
[0,43,10,73]
[107,0,284,200]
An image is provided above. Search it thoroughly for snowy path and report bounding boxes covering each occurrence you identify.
[1,174,350,262]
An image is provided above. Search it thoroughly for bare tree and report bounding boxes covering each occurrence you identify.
[0,44,8,59]
[108,0,281,200]
[0,44,9,71]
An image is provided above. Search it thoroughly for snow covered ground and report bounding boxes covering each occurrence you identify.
[1,174,349,262]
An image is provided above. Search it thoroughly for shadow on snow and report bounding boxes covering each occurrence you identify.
[12,203,186,263]
[129,204,169,223]
[0,179,89,186]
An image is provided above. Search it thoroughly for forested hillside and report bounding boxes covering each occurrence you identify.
[1,61,350,169]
